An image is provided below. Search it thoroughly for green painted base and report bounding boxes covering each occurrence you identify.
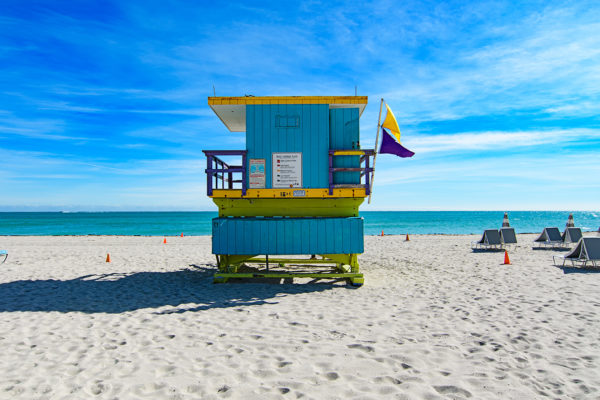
[213,254,363,286]
[213,272,364,286]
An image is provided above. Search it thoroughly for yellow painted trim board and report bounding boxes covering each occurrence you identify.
[332,150,368,156]
[208,96,368,106]
[210,188,367,198]
[213,197,363,217]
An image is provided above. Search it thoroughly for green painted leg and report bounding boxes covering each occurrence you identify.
[349,276,364,287]
[321,254,363,286]
[217,254,255,271]
[321,254,360,273]
[214,254,256,282]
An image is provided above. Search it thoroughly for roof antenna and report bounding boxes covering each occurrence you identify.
[355,86,357,96]
[213,85,216,96]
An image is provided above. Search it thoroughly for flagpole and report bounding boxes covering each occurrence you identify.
[368,98,384,204]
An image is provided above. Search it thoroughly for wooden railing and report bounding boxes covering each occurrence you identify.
[202,150,247,196]
[328,149,375,195]
[204,149,374,197]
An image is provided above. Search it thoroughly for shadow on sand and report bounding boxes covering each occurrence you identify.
[532,247,571,251]
[556,265,600,275]
[0,264,346,314]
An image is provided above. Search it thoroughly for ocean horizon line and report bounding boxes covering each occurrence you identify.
[1,210,598,236]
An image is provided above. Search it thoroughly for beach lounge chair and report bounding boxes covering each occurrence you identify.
[553,237,600,268]
[533,227,565,249]
[562,227,583,244]
[499,227,517,245]
[0,250,7,264]
[471,229,503,251]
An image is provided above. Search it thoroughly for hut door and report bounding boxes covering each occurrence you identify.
[329,108,360,184]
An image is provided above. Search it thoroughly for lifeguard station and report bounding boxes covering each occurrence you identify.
[203,96,374,286]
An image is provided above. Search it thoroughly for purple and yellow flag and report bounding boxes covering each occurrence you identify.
[380,128,414,158]
[379,104,414,158]
[382,104,401,142]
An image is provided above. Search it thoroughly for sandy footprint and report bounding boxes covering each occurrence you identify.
[433,384,473,398]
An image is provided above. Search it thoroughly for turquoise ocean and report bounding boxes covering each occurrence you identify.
[0,211,598,236]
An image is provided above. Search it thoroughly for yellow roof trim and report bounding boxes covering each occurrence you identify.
[208,96,368,106]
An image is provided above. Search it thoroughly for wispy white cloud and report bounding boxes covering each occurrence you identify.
[0,148,205,180]
[543,102,600,117]
[369,151,600,210]
[408,128,600,154]
[37,101,105,113]
[0,114,99,141]
[0,145,213,209]
[376,4,600,122]
[376,152,600,186]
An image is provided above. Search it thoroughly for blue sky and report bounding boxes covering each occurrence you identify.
[1,0,599,211]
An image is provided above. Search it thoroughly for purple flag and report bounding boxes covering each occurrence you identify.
[379,128,414,158]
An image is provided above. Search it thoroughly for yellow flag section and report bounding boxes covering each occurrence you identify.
[381,103,401,142]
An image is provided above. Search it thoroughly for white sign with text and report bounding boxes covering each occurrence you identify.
[272,152,302,188]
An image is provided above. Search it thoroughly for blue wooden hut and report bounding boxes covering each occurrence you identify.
[203,96,373,285]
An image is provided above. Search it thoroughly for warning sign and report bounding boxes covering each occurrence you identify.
[249,159,265,188]
[272,152,302,188]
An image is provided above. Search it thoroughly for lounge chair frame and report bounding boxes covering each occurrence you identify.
[499,227,517,247]
[562,227,583,245]
[533,227,567,249]
[0,250,7,264]
[553,238,600,268]
[471,229,504,251]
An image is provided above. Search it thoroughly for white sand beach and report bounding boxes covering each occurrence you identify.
[1,233,599,399]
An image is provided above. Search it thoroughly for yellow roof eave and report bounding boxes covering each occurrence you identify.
[208,95,368,132]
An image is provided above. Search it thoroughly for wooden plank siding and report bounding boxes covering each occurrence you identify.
[212,217,364,255]
[246,104,330,189]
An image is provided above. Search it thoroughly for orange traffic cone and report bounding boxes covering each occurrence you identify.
[106,253,111,263]
[381,230,384,236]
[163,238,167,244]
[405,234,410,241]
[504,250,511,265]
[181,233,184,237]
